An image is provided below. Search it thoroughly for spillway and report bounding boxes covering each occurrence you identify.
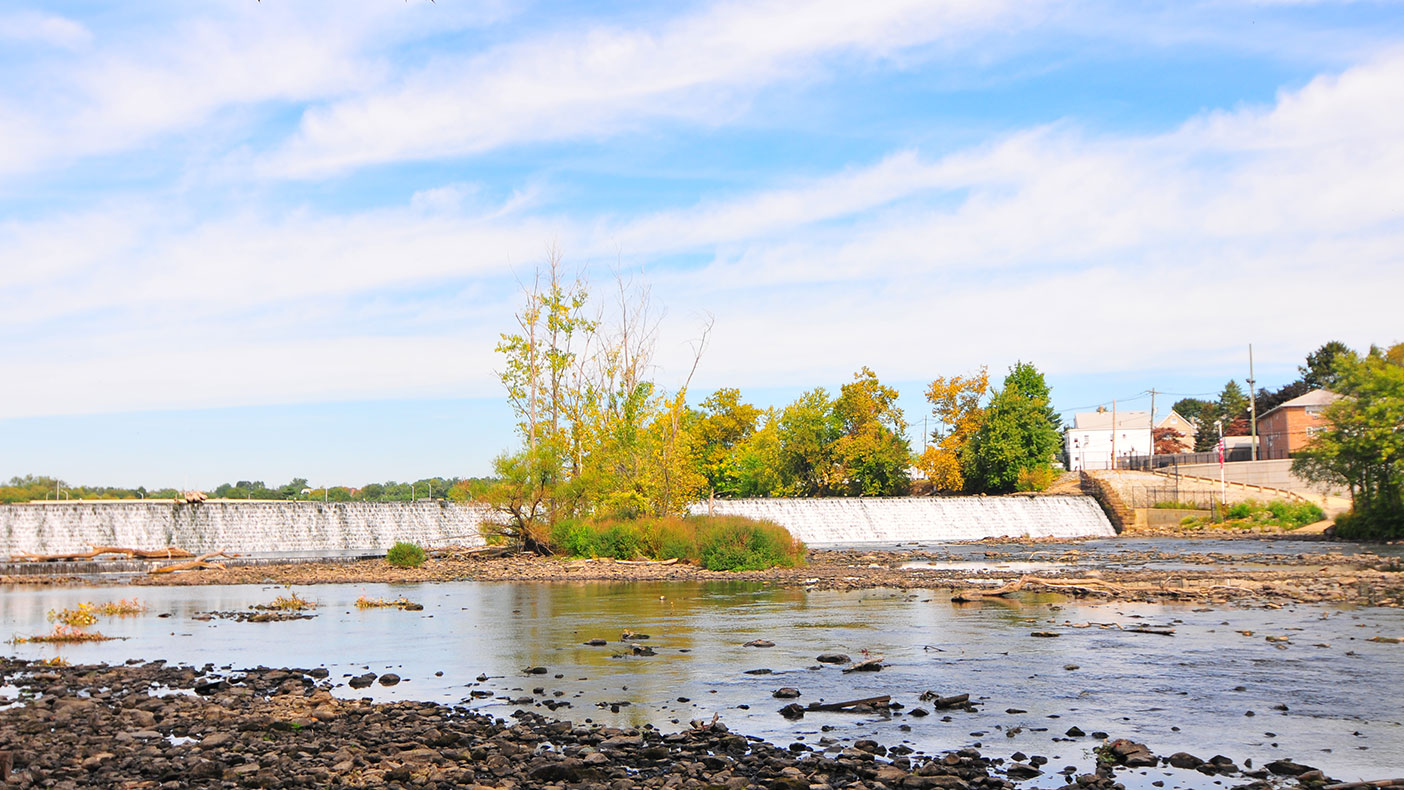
[691,495,1116,544]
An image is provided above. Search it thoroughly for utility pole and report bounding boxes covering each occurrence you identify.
[1148,388,1158,470]
[1111,399,1117,470]
[1247,344,1258,462]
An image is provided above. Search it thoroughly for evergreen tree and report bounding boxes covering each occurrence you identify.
[963,362,1060,493]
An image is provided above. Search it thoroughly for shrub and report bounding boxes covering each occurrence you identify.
[546,515,804,570]
[386,542,427,568]
[1014,466,1057,492]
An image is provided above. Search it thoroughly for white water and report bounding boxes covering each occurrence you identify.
[0,501,491,557]
[1,495,1115,557]
[692,495,1115,544]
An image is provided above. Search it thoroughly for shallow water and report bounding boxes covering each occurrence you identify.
[3,580,1401,784]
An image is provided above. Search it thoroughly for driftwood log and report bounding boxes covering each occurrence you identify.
[951,574,1130,602]
[148,551,238,574]
[9,546,196,563]
[1323,781,1404,790]
[805,695,891,712]
[614,557,679,566]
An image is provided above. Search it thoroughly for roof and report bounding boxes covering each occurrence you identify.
[1156,410,1196,432]
[1258,388,1341,421]
[1071,410,1151,431]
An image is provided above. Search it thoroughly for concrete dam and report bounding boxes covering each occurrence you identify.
[1,496,1115,558]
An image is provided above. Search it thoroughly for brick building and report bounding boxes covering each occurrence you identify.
[1257,388,1340,460]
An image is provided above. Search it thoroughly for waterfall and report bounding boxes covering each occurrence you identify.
[2,495,1114,558]
[690,496,1115,544]
[0,501,492,557]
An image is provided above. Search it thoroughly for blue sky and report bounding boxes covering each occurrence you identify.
[2,1,1402,488]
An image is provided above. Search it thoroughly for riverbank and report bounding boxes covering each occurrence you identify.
[6,539,1402,608]
[0,659,1346,790]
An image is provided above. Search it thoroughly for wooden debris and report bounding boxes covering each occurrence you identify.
[919,692,971,709]
[1323,780,1404,790]
[842,656,885,673]
[951,574,1131,602]
[613,557,680,566]
[148,551,237,574]
[805,695,891,712]
[9,546,195,562]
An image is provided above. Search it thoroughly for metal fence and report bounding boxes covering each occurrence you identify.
[1117,449,1254,471]
[1116,484,1219,511]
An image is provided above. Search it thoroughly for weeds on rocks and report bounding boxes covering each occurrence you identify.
[11,625,118,643]
[47,603,98,627]
[255,589,317,611]
[94,598,146,616]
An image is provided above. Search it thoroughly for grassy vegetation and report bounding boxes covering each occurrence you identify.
[11,625,118,644]
[47,603,98,627]
[385,542,428,568]
[1179,499,1326,530]
[95,598,147,616]
[1014,466,1057,492]
[549,514,806,571]
[354,595,417,609]
[254,589,317,611]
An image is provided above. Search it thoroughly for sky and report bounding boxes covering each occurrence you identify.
[2,0,1402,489]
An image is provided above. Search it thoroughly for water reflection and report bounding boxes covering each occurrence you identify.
[2,580,1401,782]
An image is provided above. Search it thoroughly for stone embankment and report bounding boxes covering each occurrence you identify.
[0,659,1345,790]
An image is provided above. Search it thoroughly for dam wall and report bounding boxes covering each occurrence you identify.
[0,500,491,558]
[691,495,1116,544]
[2,494,1116,558]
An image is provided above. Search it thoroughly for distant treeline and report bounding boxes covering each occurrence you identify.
[0,475,494,505]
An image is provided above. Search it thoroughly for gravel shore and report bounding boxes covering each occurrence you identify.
[0,659,1342,790]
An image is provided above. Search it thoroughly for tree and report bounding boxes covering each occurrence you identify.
[915,368,988,492]
[775,388,841,496]
[692,388,762,497]
[1300,340,1355,390]
[963,362,1060,494]
[1152,426,1186,455]
[1172,398,1218,452]
[1294,343,1404,538]
[832,367,911,496]
[1217,380,1249,427]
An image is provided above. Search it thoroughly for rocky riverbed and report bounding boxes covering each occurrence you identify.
[56,543,1391,609]
[0,659,1351,790]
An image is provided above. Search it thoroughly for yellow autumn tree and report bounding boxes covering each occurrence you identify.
[915,368,989,492]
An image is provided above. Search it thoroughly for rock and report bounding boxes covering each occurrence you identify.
[348,673,377,689]
[816,653,850,664]
[1107,739,1157,768]
[631,645,656,656]
[1167,752,1204,769]
[1264,759,1312,776]
[1030,631,1060,638]
[584,638,608,646]
[378,673,401,686]
[744,668,772,675]
[524,666,549,674]
[778,703,806,720]
[1006,762,1042,779]
[772,687,801,699]
[1065,727,1085,737]
[743,640,775,648]
[200,732,235,749]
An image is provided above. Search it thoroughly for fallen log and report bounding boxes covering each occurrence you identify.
[1323,780,1404,790]
[918,692,971,709]
[805,695,891,712]
[9,545,196,562]
[951,574,1131,602]
[614,557,680,566]
[148,551,237,574]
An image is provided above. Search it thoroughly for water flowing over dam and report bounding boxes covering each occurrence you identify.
[0,501,492,558]
[692,495,1116,544]
[1,495,1114,558]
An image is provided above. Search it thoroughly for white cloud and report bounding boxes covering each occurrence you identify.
[3,53,1403,418]
[261,0,1040,177]
[0,11,92,49]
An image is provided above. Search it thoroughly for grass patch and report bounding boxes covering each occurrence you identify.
[354,595,419,609]
[254,589,317,611]
[548,514,805,571]
[1180,499,1326,530]
[47,603,98,627]
[386,542,428,568]
[94,598,147,616]
[11,625,119,644]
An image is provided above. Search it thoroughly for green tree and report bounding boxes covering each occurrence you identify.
[1293,343,1404,538]
[832,367,912,496]
[963,362,1060,493]
[776,388,841,496]
[692,388,762,496]
[1300,340,1356,390]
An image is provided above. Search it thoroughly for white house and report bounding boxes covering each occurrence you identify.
[1065,409,1153,471]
